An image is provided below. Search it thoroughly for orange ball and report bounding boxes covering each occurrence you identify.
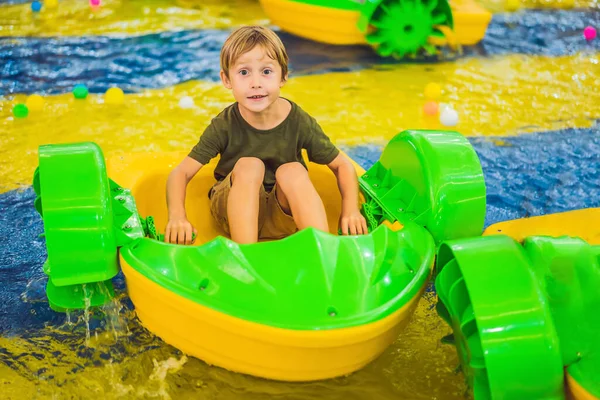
[423,101,439,116]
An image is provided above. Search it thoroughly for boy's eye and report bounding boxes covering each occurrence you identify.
[263,69,272,75]
[239,70,249,76]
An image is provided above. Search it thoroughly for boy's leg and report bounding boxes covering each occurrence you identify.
[274,162,329,233]
[229,157,265,244]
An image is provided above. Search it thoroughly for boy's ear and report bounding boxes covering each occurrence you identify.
[220,70,232,89]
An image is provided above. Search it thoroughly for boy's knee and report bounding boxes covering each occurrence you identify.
[232,157,265,185]
[276,162,308,187]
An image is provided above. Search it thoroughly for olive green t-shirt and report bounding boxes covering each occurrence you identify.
[188,99,339,191]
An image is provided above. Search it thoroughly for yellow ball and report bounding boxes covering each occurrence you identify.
[505,0,520,11]
[25,94,45,112]
[45,0,58,9]
[105,87,125,105]
[424,83,442,101]
[560,0,575,8]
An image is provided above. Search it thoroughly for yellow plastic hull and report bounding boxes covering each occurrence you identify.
[121,257,426,381]
[483,208,600,245]
[259,0,491,47]
[567,373,600,400]
[109,151,429,381]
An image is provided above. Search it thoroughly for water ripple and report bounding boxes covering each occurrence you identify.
[2,9,599,95]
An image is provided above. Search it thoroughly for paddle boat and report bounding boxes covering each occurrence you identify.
[33,129,486,381]
[435,209,600,399]
[259,0,492,58]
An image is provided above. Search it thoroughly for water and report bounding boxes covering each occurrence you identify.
[3,288,465,399]
[1,0,599,398]
[2,11,599,95]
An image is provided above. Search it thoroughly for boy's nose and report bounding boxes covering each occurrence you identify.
[250,77,261,88]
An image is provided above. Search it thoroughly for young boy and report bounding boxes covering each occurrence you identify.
[165,26,367,245]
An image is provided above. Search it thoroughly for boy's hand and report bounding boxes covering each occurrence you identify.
[340,207,368,235]
[165,217,198,245]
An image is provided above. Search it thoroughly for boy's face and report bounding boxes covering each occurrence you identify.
[220,45,287,114]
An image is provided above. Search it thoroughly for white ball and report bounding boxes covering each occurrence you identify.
[440,108,459,127]
[178,96,195,109]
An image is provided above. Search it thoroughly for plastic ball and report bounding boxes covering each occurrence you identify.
[45,0,58,8]
[13,104,29,118]
[25,94,45,111]
[424,82,442,101]
[73,84,89,99]
[423,101,439,116]
[178,96,195,109]
[31,1,42,12]
[505,0,520,11]
[584,26,597,41]
[90,0,101,6]
[105,87,125,105]
[440,108,459,127]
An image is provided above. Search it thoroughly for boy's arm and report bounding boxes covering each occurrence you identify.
[165,156,204,244]
[327,153,368,235]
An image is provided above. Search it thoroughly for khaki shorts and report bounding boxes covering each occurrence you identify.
[209,172,298,240]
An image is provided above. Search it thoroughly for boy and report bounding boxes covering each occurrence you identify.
[165,26,367,245]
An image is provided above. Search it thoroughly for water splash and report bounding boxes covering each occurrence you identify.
[136,355,189,399]
[100,283,129,340]
[82,284,92,346]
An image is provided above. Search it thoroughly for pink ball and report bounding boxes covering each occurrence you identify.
[583,26,597,41]
[90,0,101,6]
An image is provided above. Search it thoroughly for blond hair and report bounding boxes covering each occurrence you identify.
[220,26,289,81]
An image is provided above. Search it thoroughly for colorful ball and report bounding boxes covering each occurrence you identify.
[13,104,29,118]
[584,26,597,41]
[424,82,442,101]
[505,0,520,11]
[90,0,101,6]
[423,101,439,116]
[25,94,45,111]
[440,108,459,127]
[561,0,575,8]
[178,96,195,109]
[105,87,125,105]
[45,0,58,8]
[31,1,42,12]
[73,84,89,99]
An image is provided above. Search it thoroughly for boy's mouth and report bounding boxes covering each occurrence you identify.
[248,95,267,100]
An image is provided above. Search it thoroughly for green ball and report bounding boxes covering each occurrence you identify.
[73,84,89,99]
[13,103,29,118]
